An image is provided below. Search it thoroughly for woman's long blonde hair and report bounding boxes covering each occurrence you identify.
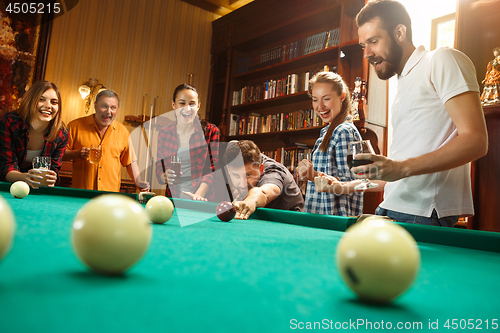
[308,71,352,152]
[17,81,66,142]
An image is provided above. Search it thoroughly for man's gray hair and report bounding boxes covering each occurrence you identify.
[95,89,121,107]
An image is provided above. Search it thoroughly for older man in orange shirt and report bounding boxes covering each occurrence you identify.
[64,90,148,192]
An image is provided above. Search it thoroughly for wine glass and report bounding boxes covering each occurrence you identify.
[347,140,378,190]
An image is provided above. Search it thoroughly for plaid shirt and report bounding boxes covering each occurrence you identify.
[304,121,363,216]
[0,111,69,181]
[155,120,219,200]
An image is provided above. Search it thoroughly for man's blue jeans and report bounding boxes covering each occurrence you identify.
[375,207,459,227]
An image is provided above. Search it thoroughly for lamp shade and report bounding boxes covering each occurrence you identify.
[78,85,91,99]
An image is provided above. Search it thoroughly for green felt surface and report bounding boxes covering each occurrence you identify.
[1,184,500,333]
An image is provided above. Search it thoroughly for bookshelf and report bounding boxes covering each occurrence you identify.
[208,0,385,213]
[456,0,500,232]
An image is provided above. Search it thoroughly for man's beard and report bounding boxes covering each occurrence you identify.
[232,185,248,201]
[371,36,403,80]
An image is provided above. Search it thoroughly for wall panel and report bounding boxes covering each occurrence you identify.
[44,0,219,181]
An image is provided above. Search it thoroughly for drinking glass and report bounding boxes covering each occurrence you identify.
[169,155,181,184]
[298,151,313,181]
[32,156,51,186]
[32,156,51,170]
[297,151,304,163]
[347,140,379,190]
[89,145,102,164]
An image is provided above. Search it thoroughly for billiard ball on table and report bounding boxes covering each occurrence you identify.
[0,197,15,261]
[10,181,30,199]
[336,218,420,303]
[71,194,152,275]
[216,201,236,222]
[145,196,174,224]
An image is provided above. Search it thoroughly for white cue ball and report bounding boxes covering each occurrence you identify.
[336,218,420,303]
[71,194,152,275]
[0,197,15,261]
[10,181,30,199]
[145,196,174,224]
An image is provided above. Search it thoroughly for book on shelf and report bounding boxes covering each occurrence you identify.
[232,64,336,106]
[229,109,323,136]
[290,74,298,94]
[235,27,341,75]
[326,28,340,48]
[262,147,285,165]
[307,33,317,55]
[284,146,313,171]
[318,32,327,52]
[262,145,312,173]
[304,36,312,55]
[304,72,310,91]
[277,147,284,165]
[314,32,323,53]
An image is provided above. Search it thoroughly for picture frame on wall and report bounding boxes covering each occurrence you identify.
[0,3,52,115]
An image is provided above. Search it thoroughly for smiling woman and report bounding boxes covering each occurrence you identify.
[297,72,363,217]
[155,83,220,202]
[0,81,69,189]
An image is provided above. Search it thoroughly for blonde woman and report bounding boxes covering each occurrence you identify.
[0,81,69,188]
[297,72,363,216]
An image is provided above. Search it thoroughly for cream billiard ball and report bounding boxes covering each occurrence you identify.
[10,181,30,199]
[0,197,15,261]
[336,218,420,303]
[145,196,174,224]
[71,194,152,275]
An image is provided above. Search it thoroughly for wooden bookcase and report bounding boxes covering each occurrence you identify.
[456,0,500,231]
[207,0,385,213]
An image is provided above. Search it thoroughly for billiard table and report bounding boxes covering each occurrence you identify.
[1,182,499,333]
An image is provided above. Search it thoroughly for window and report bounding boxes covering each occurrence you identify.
[431,13,456,50]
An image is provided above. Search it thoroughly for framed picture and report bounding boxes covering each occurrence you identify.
[0,3,52,115]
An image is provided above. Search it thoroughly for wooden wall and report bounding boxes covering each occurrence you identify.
[44,0,219,180]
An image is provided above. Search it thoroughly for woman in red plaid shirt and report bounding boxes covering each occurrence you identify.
[155,84,219,201]
[0,81,69,188]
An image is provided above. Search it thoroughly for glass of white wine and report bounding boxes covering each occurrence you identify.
[347,140,378,190]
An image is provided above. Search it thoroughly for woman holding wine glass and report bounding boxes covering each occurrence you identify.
[297,72,364,216]
[0,81,69,188]
[155,84,219,201]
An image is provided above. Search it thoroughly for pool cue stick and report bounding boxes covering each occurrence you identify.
[161,159,167,189]
[144,104,154,185]
[150,97,158,185]
[220,163,234,203]
[153,96,158,124]
[140,125,150,187]
[142,94,147,122]
[161,159,166,174]
[149,154,154,190]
